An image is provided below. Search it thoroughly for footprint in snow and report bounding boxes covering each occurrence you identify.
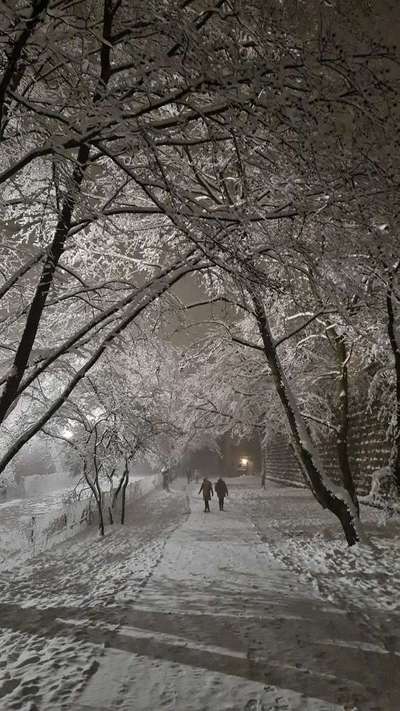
[244,700,266,711]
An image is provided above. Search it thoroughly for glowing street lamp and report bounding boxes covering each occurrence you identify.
[240,457,248,467]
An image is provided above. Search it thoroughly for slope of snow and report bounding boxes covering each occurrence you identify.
[0,474,162,571]
[0,487,187,710]
[242,480,400,613]
[1,477,399,710]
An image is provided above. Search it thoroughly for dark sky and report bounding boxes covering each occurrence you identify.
[167,275,237,347]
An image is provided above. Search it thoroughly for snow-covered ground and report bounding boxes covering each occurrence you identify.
[0,477,399,710]
[0,474,160,570]
[243,478,400,613]
[241,478,400,707]
[0,485,188,710]
[75,483,342,711]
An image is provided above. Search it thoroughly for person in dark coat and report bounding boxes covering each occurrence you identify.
[215,477,228,511]
[161,466,170,492]
[199,478,213,512]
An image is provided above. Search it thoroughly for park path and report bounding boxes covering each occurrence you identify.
[73,482,396,711]
[1,479,399,710]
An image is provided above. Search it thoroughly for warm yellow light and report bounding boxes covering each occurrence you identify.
[240,457,248,466]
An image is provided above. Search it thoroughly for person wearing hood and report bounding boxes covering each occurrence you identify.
[199,477,213,512]
[162,466,170,492]
[215,477,228,511]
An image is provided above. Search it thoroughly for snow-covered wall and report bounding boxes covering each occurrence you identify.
[318,406,391,494]
[265,406,391,494]
[264,434,302,485]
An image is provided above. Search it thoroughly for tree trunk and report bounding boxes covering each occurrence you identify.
[92,430,105,536]
[256,422,266,488]
[95,480,105,536]
[307,275,359,512]
[386,282,400,492]
[83,460,104,537]
[0,0,115,424]
[260,440,266,489]
[120,458,129,525]
[0,144,90,424]
[162,470,170,492]
[107,468,115,524]
[0,0,51,134]
[252,292,360,546]
[333,333,359,514]
[112,471,125,511]
[261,452,266,488]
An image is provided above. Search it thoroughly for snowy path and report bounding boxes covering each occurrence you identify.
[1,479,399,710]
[74,484,390,711]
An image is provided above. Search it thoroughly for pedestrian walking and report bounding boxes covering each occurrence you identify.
[199,477,213,512]
[30,515,36,544]
[162,466,170,492]
[215,477,228,511]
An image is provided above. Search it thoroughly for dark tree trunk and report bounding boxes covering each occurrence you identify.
[307,275,359,513]
[333,333,359,515]
[92,429,105,536]
[112,471,126,510]
[386,281,400,492]
[252,292,360,546]
[257,424,266,488]
[107,468,116,524]
[0,143,90,425]
[0,0,115,424]
[0,0,50,134]
[83,461,104,536]
[260,447,266,488]
[95,479,105,536]
[121,459,129,525]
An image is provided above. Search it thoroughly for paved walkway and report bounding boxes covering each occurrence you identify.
[73,484,395,711]
[1,480,398,710]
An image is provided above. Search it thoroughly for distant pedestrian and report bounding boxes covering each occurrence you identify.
[199,477,213,512]
[162,466,170,492]
[215,477,228,511]
[30,515,36,545]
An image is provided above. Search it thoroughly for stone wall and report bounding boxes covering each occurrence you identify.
[317,406,391,494]
[264,433,304,485]
[347,406,391,493]
[265,405,391,495]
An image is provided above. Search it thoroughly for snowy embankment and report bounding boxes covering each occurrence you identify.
[0,473,162,571]
[240,479,400,615]
[0,485,189,711]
